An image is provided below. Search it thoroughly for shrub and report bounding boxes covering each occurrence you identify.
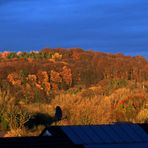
[80,89,96,99]
[112,94,146,122]
[51,93,112,125]
[136,109,148,123]
[106,79,128,95]
[3,106,30,129]
[0,89,30,130]
[0,115,9,130]
[7,52,17,59]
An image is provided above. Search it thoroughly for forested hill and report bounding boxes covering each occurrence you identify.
[0,48,148,102]
[0,48,148,87]
[0,48,148,136]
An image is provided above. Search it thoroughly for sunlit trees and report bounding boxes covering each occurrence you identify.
[50,70,62,91]
[61,66,72,88]
[37,71,49,84]
[36,71,51,96]
[7,72,22,86]
[50,70,62,84]
[51,52,62,61]
[0,51,10,59]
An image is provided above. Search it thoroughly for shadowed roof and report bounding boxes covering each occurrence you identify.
[0,123,147,148]
[41,123,148,147]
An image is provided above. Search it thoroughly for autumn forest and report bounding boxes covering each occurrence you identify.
[0,48,148,137]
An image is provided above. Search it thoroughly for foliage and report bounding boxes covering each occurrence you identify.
[0,49,148,136]
[112,94,146,122]
[105,79,128,95]
[7,52,17,59]
[0,89,30,130]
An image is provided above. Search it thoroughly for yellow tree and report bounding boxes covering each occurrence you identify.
[50,70,62,90]
[7,72,22,86]
[61,66,72,87]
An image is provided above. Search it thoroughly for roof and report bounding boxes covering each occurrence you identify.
[41,123,148,148]
[0,123,147,148]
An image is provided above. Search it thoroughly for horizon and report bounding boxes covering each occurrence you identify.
[0,0,148,58]
[0,48,147,60]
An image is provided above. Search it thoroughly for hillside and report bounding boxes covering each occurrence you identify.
[0,48,148,137]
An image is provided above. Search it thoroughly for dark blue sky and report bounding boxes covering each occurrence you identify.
[0,0,148,57]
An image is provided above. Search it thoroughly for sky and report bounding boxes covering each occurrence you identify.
[0,0,148,57]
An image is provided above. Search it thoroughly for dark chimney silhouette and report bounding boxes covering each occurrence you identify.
[54,106,62,122]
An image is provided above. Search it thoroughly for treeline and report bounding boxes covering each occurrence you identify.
[0,48,148,103]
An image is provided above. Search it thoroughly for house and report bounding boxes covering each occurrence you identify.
[0,123,148,148]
